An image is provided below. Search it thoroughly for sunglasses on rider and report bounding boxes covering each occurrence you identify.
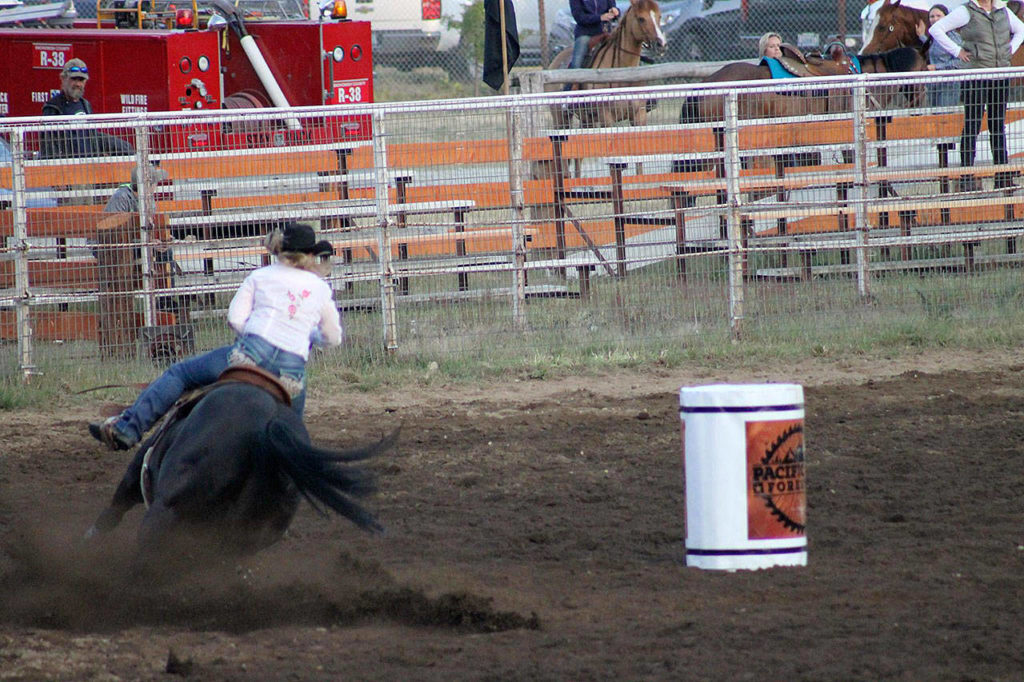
[65,66,88,75]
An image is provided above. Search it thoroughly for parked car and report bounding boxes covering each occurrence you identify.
[671,0,863,61]
[550,0,862,64]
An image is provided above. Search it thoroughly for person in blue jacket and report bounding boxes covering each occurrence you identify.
[569,0,620,69]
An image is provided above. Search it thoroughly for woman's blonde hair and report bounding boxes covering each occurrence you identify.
[758,32,783,57]
[264,228,331,277]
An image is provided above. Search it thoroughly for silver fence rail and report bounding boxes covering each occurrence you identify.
[3,66,1024,381]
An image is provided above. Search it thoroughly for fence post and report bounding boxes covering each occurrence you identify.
[549,134,569,279]
[9,130,36,382]
[508,104,528,330]
[723,93,744,341]
[372,110,398,353]
[852,82,871,299]
[134,126,157,330]
[609,161,628,278]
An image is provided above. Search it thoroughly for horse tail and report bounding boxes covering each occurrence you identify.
[264,419,397,534]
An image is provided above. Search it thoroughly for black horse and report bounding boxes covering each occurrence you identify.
[86,371,394,574]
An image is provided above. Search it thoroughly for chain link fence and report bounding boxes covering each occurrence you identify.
[3,67,1024,384]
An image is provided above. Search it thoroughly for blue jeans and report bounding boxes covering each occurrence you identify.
[113,345,232,444]
[228,333,307,416]
[570,34,591,69]
[562,35,593,92]
[112,337,307,445]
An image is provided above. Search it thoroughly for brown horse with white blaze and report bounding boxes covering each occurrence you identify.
[547,0,666,129]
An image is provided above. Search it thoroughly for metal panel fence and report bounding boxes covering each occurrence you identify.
[3,66,1024,382]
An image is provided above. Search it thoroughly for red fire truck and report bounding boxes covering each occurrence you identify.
[0,0,374,151]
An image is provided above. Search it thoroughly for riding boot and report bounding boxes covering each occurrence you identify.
[994,171,1014,190]
[89,416,135,451]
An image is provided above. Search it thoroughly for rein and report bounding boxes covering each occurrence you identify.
[593,10,647,67]
[75,382,150,394]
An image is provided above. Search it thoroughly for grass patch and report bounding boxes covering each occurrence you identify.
[4,259,1024,408]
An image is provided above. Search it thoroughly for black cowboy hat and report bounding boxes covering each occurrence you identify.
[281,222,333,256]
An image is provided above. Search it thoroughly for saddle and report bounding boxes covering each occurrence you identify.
[780,43,807,64]
[773,51,860,79]
[579,33,610,70]
[138,365,292,508]
[218,365,292,406]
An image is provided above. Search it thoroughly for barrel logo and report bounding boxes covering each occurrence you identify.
[746,419,805,539]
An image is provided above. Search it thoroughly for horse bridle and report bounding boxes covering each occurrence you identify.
[594,10,660,64]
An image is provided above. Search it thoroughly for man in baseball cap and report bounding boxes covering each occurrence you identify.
[40,58,134,158]
[43,58,91,118]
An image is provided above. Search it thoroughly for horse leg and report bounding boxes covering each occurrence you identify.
[131,499,192,580]
[83,445,148,540]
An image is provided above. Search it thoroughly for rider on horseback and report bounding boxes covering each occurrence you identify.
[90,222,341,451]
[562,0,621,91]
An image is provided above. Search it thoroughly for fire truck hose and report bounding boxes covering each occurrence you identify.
[238,35,301,131]
[207,0,300,131]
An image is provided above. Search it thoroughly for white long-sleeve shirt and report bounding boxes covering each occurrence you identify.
[227,263,342,359]
[930,0,1024,63]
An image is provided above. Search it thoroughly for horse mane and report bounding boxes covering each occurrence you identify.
[881,46,925,72]
[859,46,923,72]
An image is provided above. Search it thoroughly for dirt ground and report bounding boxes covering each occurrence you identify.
[2,348,1023,681]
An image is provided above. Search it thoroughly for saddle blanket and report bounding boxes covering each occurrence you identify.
[761,55,863,79]
[761,57,797,79]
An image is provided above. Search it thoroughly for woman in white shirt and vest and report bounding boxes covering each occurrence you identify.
[931,0,1024,190]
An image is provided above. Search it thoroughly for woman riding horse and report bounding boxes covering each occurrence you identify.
[548,0,666,129]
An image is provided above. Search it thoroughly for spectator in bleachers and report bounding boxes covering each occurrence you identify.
[39,58,135,159]
[104,163,169,214]
[99,163,173,267]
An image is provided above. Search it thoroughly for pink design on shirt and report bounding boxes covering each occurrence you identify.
[286,289,311,319]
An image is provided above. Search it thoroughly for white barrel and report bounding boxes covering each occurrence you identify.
[680,383,806,570]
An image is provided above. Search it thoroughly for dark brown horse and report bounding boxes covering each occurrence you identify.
[547,0,666,129]
[863,0,1024,65]
[679,46,929,123]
